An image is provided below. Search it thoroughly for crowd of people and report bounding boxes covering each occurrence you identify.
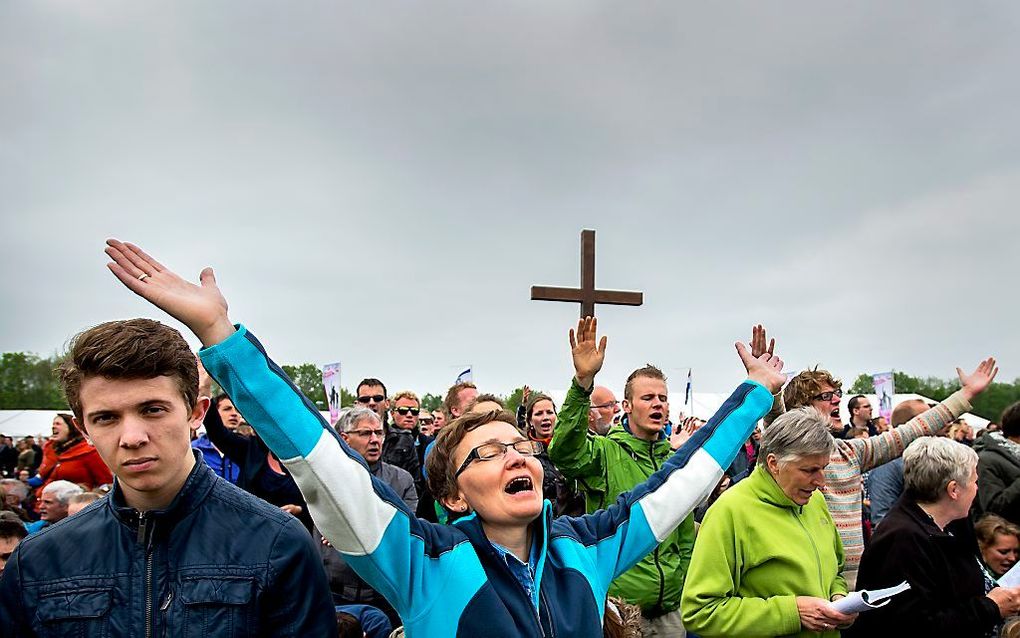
[0,239,1018,638]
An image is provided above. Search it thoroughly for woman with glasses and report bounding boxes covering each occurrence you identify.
[103,239,786,638]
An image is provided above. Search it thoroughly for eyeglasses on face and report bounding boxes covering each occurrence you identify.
[591,400,619,410]
[455,439,544,477]
[812,389,844,402]
[357,394,386,404]
[394,407,420,416]
[348,428,385,439]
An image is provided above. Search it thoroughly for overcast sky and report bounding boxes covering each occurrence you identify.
[2,2,1018,402]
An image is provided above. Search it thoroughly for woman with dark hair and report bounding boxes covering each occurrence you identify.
[976,401,1020,525]
[28,413,111,494]
[524,393,584,517]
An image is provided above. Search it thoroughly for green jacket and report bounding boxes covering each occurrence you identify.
[681,466,849,638]
[547,379,695,615]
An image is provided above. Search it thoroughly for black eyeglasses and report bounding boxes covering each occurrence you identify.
[357,394,386,404]
[812,389,844,402]
[455,440,544,477]
[395,407,420,416]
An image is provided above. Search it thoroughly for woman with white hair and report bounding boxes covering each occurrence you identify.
[682,407,856,637]
[848,437,1020,638]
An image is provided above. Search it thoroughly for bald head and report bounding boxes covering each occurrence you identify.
[588,386,619,436]
[891,399,929,427]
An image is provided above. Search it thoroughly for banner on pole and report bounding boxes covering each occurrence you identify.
[872,371,895,424]
[455,366,473,385]
[322,362,342,426]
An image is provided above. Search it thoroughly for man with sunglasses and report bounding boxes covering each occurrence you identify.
[355,378,390,423]
[780,360,998,588]
[382,391,433,498]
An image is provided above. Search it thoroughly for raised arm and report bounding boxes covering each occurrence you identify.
[751,325,786,427]
[104,239,450,619]
[559,339,785,597]
[548,317,609,478]
[847,358,996,472]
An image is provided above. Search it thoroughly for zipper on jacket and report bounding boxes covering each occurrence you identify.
[791,509,826,593]
[648,441,667,611]
[138,512,156,638]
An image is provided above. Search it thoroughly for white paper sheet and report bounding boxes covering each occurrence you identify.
[999,562,1020,588]
[831,581,911,613]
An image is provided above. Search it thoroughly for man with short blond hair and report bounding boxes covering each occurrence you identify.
[443,381,478,421]
[382,390,432,496]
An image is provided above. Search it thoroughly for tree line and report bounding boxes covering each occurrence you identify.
[2,350,1015,423]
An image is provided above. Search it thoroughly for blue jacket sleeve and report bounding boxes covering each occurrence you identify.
[556,380,772,597]
[199,326,477,623]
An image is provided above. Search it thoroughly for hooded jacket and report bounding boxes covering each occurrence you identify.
[976,432,1020,524]
[681,465,848,637]
[0,452,336,637]
[547,385,695,615]
[199,326,773,637]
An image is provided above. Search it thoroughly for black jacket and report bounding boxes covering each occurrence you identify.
[847,496,1000,638]
[204,401,313,530]
[0,453,336,637]
[976,434,1020,524]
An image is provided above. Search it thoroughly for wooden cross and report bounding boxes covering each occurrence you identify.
[531,229,644,318]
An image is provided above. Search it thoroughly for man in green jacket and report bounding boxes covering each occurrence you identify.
[548,333,693,636]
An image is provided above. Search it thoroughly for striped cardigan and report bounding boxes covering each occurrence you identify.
[822,391,971,571]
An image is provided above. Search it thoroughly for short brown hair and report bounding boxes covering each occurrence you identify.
[525,394,555,422]
[624,365,667,402]
[59,319,199,420]
[466,393,505,413]
[783,367,841,410]
[442,381,477,419]
[425,408,517,505]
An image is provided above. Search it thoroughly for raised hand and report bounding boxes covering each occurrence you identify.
[669,416,701,450]
[735,342,785,395]
[105,239,236,346]
[569,316,607,390]
[750,324,775,358]
[522,385,531,406]
[958,357,998,402]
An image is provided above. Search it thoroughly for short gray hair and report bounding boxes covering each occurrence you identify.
[337,407,381,434]
[0,478,28,501]
[43,480,84,504]
[758,407,835,466]
[903,437,978,503]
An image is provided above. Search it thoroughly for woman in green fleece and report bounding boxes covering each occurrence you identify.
[681,407,857,637]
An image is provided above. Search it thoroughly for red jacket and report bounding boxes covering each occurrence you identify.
[36,439,112,493]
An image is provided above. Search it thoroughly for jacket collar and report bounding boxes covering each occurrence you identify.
[746,465,803,511]
[452,499,552,590]
[108,450,217,535]
[609,416,668,450]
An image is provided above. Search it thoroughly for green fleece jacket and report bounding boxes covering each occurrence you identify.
[547,380,695,615]
[681,466,849,638]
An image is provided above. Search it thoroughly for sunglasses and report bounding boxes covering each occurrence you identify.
[357,394,386,404]
[394,407,420,416]
[812,389,844,402]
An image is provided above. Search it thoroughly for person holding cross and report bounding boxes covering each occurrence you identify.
[100,238,785,637]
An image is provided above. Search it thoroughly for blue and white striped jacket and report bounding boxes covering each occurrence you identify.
[201,326,772,637]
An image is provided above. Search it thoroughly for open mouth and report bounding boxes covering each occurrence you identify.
[649,411,664,422]
[504,476,534,495]
[829,409,840,418]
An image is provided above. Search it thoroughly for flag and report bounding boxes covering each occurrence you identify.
[455,366,473,384]
[322,362,342,426]
[684,368,693,408]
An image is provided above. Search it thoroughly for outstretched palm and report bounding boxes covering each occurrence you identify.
[958,357,998,401]
[570,316,607,389]
[736,342,786,395]
[105,239,235,346]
